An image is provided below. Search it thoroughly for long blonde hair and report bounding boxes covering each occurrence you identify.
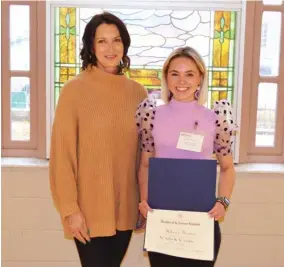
[161,47,208,105]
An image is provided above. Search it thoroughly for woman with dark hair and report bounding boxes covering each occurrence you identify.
[49,12,147,267]
[80,11,131,73]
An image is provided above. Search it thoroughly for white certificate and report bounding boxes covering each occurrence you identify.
[144,209,214,261]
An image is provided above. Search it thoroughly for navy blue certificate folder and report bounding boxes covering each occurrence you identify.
[148,158,217,212]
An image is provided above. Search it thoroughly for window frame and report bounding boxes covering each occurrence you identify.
[1,1,46,158]
[239,1,284,163]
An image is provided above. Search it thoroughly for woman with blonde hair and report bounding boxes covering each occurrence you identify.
[135,46,237,267]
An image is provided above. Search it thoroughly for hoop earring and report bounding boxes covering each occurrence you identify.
[194,87,200,100]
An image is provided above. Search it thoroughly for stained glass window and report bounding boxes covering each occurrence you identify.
[54,8,237,108]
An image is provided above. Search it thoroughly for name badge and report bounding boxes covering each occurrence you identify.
[176,132,204,152]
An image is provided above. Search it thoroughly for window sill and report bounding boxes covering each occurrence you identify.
[1,157,284,174]
[1,157,49,168]
[233,163,284,174]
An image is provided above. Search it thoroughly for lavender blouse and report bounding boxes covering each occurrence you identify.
[136,98,237,159]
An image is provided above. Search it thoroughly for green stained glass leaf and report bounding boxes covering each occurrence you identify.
[69,26,76,35]
[214,30,221,39]
[60,26,66,35]
[224,30,230,39]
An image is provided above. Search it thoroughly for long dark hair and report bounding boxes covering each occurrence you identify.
[80,12,131,74]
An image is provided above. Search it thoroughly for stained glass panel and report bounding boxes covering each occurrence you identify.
[54,7,78,105]
[54,8,237,108]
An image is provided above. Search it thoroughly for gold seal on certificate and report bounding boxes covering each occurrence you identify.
[144,209,214,261]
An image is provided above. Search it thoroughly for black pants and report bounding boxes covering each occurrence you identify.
[74,230,132,267]
[148,222,221,267]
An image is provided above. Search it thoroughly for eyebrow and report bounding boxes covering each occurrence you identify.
[169,70,196,73]
[96,36,121,40]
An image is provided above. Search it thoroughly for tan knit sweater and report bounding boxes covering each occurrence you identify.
[49,66,147,238]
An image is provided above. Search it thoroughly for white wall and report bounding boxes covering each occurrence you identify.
[2,164,284,267]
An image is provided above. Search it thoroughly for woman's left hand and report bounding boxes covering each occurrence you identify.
[208,202,226,220]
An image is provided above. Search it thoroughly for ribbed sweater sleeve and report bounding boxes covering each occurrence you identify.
[49,80,80,219]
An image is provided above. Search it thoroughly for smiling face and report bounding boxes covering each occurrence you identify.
[93,23,124,73]
[166,56,202,102]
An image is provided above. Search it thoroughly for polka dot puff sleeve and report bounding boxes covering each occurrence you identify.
[135,98,156,152]
[213,99,238,156]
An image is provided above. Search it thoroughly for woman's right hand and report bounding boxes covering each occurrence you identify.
[66,211,90,244]
[139,200,152,219]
